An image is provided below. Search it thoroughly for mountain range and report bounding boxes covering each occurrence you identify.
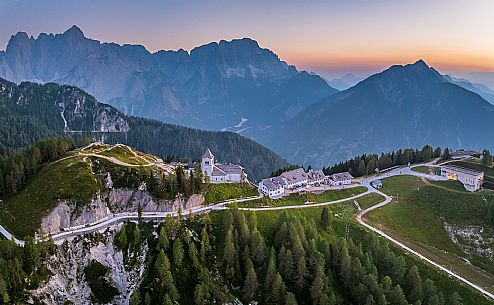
[1,26,493,169]
[264,60,494,166]
[0,77,288,180]
[0,25,337,137]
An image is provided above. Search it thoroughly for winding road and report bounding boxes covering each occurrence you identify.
[1,156,493,300]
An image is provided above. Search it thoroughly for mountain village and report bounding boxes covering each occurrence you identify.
[199,148,486,199]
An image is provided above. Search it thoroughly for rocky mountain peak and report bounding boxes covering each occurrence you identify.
[63,25,85,38]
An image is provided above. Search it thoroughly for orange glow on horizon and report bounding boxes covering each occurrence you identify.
[278,50,494,73]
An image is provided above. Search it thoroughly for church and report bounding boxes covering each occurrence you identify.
[201,148,247,183]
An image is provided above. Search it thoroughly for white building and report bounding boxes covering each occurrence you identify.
[201,148,247,183]
[258,168,330,199]
[440,165,484,192]
[259,177,285,199]
[307,169,326,186]
[280,168,308,189]
[371,179,383,189]
[329,172,354,186]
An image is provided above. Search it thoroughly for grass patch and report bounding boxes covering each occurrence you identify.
[430,179,472,193]
[355,192,386,209]
[96,145,149,166]
[232,186,367,208]
[412,166,440,175]
[203,183,258,204]
[0,156,101,238]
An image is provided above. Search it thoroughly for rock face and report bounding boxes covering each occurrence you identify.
[41,187,205,235]
[0,26,338,136]
[34,226,147,305]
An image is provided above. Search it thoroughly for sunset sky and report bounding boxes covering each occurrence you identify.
[1,0,493,79]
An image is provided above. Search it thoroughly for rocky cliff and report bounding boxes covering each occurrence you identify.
[33,226,147,305]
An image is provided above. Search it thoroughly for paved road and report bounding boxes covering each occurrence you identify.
[224,186,372,211]
[47,193,263,242]
[0,224,24,246]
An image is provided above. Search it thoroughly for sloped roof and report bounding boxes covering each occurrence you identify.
[212,166,227,176]
[280,168,307,183]
[216,163,244,175]
[442,165,483,176]
[262,177,285,191]
[308,169,325,181]
[331,172,354,181]
[202,147,214,159]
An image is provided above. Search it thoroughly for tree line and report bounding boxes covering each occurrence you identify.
[0,137,77,197]
[126,208,466,305]
[323,145,445,178]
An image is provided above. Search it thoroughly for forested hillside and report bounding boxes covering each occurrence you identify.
[117,209,480,305]
[0,77,288,180]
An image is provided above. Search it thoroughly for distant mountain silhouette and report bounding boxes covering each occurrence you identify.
[328,73,365,90]
[264,60,494,167]
[0,26,338,136]
[442,74,494,105]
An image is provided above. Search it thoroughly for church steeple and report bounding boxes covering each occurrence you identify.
[201,147,214,178]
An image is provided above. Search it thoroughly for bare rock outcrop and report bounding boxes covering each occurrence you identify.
[41,186,205,235]
[33,225,147,305]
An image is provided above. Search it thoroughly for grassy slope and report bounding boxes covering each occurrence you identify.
[365,175,494,294]
[232,186,368,208]
[203,183,258,204]
[0,156,100,238]
[231,196,493,305]
[0,144,173,238]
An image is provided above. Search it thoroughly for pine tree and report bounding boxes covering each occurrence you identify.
[482,149,493,167]
[200,227,211,263]
[320,207,330,231]
[251,229,266,266]
[223,228,237,280]
[157,227,170,251]
[310,271,325,303]
[172,238,184,268]
[189,241,199,267]
[271,273,286,303]
[162,294,173,305]
[386,285,409,305]
[404,265,423,303]
[448,292,462,305]
[265,247,277,288]
[284,292,298,305]
[242,258,258,301]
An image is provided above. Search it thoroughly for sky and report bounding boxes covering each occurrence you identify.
[1,0,493,80]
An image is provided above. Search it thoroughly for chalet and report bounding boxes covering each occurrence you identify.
[307,169,326,186]
[440,165,484,192]
[259,177,285,199]
[329,172,353,186]
[201,148,247,183]
[280,168,308,189]
[372,179,383,189]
